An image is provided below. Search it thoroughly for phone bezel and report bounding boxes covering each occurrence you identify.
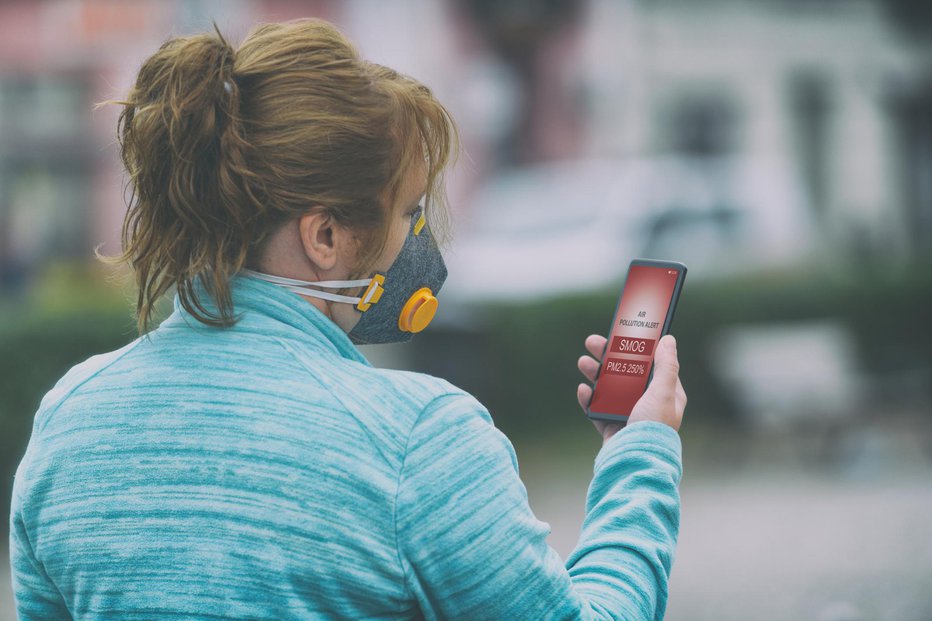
[586,258,688,424]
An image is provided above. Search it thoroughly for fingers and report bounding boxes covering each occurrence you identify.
[577,354,601,383]
[675,375,687,415]
[577,382,592,413]
[646,334,680,397]
[584,334,607,360]
[578,334,607,386]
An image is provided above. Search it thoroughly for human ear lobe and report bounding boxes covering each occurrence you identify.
[298,210,338,271]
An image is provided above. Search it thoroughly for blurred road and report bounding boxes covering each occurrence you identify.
[521,416,932,621]
[3,418,931,621]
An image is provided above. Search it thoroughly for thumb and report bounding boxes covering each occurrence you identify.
[647,335,679,397]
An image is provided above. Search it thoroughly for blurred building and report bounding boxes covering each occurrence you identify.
[0,0,342,293]
[577,0,932,269]
[0,0,929,294]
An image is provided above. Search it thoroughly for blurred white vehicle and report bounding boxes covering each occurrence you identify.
[443,159,635,304]
[437,155,816,317]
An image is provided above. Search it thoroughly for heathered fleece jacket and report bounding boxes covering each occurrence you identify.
[10,273,682,620]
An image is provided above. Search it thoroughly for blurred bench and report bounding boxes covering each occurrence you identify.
[708,319,867,467]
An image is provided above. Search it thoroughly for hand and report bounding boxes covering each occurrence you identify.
[577,333,687,444]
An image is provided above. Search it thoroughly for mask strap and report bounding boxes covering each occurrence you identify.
[241,269,371,304]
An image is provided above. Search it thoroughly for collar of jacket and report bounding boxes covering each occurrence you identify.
[166,272,373,367]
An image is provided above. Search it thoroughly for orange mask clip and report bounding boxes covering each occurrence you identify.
[355,274,385,312]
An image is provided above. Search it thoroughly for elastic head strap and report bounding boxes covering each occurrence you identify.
[240,269,378,306]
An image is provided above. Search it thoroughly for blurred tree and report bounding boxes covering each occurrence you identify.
[456,0,585,165]
[881,0,932,40]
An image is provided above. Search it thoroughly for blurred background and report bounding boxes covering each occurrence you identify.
[1,0,931,619]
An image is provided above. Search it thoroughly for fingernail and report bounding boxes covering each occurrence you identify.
[666,335,677,352]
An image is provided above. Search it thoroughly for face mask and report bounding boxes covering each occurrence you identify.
[243,206,447,345]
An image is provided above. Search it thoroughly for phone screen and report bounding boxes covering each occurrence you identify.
[589,263,683,418]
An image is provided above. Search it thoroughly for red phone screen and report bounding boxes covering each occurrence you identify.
[589,264,681,417]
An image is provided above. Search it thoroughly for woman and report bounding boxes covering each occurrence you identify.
[10,18,686,621]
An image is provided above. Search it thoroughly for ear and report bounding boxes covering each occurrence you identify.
[297,210,342,272]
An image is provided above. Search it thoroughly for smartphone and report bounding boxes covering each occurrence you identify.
[587,259,687,424]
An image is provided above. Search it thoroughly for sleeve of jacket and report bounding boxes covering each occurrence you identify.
[394,392,682,621]
[9,458,71,620]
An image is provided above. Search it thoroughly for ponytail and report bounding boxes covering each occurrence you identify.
[99,24,260,333]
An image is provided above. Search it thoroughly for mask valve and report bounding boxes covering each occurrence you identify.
[399,288,438,333]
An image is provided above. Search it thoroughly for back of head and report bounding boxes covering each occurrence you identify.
[101,19,458,333]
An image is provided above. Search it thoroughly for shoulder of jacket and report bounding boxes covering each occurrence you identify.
[327,360,493,429]
[347,362,477,412]
[269,337,488,428]
[33,337,144,433]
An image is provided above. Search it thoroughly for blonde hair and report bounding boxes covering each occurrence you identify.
[99,19,458,334]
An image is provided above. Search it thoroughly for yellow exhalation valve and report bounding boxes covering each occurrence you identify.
[398,287,439,333]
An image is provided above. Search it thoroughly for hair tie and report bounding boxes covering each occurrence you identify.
[223,80,233,94]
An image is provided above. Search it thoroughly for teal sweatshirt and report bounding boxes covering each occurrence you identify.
[10,273,682,620]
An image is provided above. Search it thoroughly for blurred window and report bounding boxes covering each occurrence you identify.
[788,69,833,223]
[0,73,94,288]
[888,79,932,260]
[0,74,90,140]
